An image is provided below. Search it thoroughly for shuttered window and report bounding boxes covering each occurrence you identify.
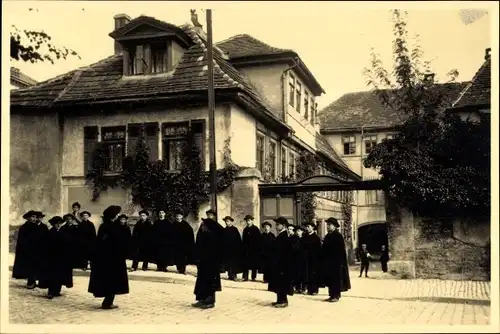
[191,120,206,168]
[127,123,159,161]
[83,126,99,176]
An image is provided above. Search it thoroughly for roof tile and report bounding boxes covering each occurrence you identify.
[452,58,491,109]
[216,34,292,59]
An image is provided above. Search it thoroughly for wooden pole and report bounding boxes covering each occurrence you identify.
[206,9,218,216]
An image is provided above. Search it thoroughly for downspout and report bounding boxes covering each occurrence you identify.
[281,57,300,125]
[355,125,365,252]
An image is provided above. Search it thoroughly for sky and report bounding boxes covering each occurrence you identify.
[5,1,494,108]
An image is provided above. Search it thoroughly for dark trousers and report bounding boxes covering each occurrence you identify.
[156,261,167,271]
[328,285,341,299]
[294,281,305,292]
[48,283,62,296]
[102,294,115,307]
[360,261,369,276]
[27,277,36,287]
[243,268,257,280]
[276,292,288,304]
[263,272,269,282]
[197,292,216,305]
[227,266,237,280]
[381,261,388,272]
[132,260,149,270]
[176,264,186,274]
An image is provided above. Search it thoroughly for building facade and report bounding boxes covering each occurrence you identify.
[10,13,357,237]
[10,67,37,90]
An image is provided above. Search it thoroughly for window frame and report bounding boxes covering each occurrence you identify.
[364,134,378,154]
[126,40,169,76]
[267,139,278,179]
[296,82,302,112]
[342,135,356,155]
[162,121,190,171]
[288,150,296,178]
[288,74,296,107]
[365,190,379,205]
[310,98,316,125]
[304,91,309,120]
[101,126,127,174]
[281,146,287,179]
[256,133,266,175]
[386,133,395,140]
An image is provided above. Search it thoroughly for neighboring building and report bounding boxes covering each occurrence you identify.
[318,80,468,253]
[448,48,491,122]
[10,67,37,90]
[10,13,357,236]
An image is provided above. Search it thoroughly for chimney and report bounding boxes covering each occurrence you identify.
[424,73,435,84]
[190,9,207,39]
[113,14,131,54]
[485,47,491,61]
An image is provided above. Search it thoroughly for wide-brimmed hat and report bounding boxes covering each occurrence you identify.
[48,216,63,226]
[138,210,149,216]
[243,214,254,221]
[63,214,76,221]
[206,209,216,216]
[295,225,305,232]
[71,202,81,209]
[273,216,288,226]
[325,217,340,227]
[304,221,317,229]
[34,211,45,218]
[262,221,272,228]
[117,214,128,220]
[80,211,91,217]
[103,205,122,219]
[22,210,37,220]
[222,216,234,222]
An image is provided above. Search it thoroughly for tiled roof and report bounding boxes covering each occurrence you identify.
[319,82,469,131]
[11,67,37,87]
[216,34,292,59]
[315,133,349,170]
[452,58,491,109]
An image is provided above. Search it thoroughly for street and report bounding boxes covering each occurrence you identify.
[8,267,490,325]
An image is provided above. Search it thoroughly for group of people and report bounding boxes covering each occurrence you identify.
[12,203,352,310]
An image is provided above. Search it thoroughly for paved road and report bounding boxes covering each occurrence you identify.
[8,271,490,325]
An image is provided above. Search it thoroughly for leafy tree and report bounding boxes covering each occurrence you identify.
[362,10,490,217]
[296,151,318,223]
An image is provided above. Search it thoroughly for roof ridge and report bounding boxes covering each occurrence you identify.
[216,33,290,52]
[451,58,490,108]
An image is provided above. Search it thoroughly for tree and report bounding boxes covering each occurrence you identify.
[362,10,489,217]
[11,9,80,63]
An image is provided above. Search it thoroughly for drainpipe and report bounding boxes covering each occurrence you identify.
[281,57,300,125]
[355,125,364,252]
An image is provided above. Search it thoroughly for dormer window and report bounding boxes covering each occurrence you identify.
[126,40,168,75]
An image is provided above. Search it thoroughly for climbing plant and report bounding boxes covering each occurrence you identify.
[341,190,354,262]
[295,151,318,223]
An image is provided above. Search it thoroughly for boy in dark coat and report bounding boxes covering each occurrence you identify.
[242,214,262,281]
[12,210,49,289]
[88,205,129,309]
[131,210,153,271]
[321,217,351,303]
[380,245,390,273]
[292,225,308,294]
[302,222,322,295]
[193,209,225,309]
[222,216,242,280]
[358,243,371,278]
[259,221,275,283]
[63,214,87,270]
[172,210,195,274]
[38,216,75,299]
[79,211,97,270]
[117,214,132,258]
[267,217,294,308]
[152,209,174,272]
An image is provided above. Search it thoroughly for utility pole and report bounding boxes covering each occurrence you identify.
[206,9,218,216]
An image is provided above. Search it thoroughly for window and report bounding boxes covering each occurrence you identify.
[191,120,206,168]
[310,98,316,126]
[162,122,189,171]
[288,151,296,178]
[288,74,295,107]
[83,126,99,176]
[150,42,168,74]
[281,147,287,179]
[304,92,309,120]
[342,136,356,155]
[296,82,302,112]
[101,126,126,173]
[365,190,379,205]
[127,41,168,75]
[127,123,159,161]
[256,134,265,175]
[267,140,277,179]
[364,134,377,154]
[386,134,395,140]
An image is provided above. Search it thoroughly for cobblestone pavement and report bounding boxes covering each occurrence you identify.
[8,271,491,325]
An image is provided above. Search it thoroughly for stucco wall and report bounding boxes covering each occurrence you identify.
[229,104,257,168]
[10,112,62,226]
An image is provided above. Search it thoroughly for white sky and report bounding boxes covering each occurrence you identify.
[5,1,494,108]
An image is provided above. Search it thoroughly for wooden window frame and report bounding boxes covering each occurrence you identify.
[310,97,316,125]
[364,134,378,154]
[365,190,379,205]
[342,135,356,155]
[304,91,309,120]
[162,121,190,171]
[296,82,302,112]
[288,150,296,178]
[267,139,278,179]
[256,133,265,175]
[126,40,169,76]
[101,126,127,174]
[281,146,287,179]
[288,74,295,107]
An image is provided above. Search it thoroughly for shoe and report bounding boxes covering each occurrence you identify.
[271,302,279,306]
[324,297,333,302]
[102,304,119,309]
[365,276,369,278]
[329,298,339,303]
[358,275,362,278]
[199,303,215,309]
[142,268,148,271]
[47,294,54,299]
[129,268,136,272]
[27,284,36,290]
[243,278,249,282]
[251,278,256,282]
[54,293,62,297]
[192,301,205,308]
[273,302,288,308]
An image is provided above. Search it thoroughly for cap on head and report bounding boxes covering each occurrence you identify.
[117,214,128,220]
[325,217,340,227]
[48,216,64,226]
[80,211,91,217]
[273,216,288,226]
[138,210,149,216]
[262,221,272,228]
[223,216,234,222]
[206,209,216,216]
[63,214,76,221]
[244,214,254,221]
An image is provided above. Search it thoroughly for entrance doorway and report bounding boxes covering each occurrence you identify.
[357,221,388,259]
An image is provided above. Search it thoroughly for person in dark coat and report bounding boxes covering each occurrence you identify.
[38,216,75,299]
[117,214,132,258]
[88,205,129,309]
[267,217,294,308]
[358,243,371,277]
[302,222,322,295]
[172,210,195,274]
[292,226,308,294]
[62,214,87,270]
[380,245,390,273]
[221,216,242,280]
[79,211,97,270]
[152,209,174,272]
[193,209,225,309]
[321,217,351,303]
[130,210,153,271]
[71,202,82,222]
[241,214,262,282]
[259,221,275,283]
[12,210,49,289]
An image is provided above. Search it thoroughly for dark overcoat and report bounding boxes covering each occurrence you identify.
[38,224,75,289]
[242,224,262,269]
[221,225,243,273]
[152,219,175,266]
[302,232,322,289]
[173,220,195,265]
[88,218,130,297]
[131,219,154,262]
[380,248,390,263]
[79,220,97,264]
[267,230,294,296]
[66,223,87,269]
[12,221,49,279]
[291,235,308,285]
[321,230,351,292]
[259,231,276,275]
[194,219,224,300]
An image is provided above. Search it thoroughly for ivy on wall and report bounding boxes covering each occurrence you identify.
[295,151,318,223]
[341,190,354,262]
[85,128,241,220]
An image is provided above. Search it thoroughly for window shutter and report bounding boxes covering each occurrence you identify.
[83,126,99,176]
[135,45,144,74]
[127,124,141,157]
[123,50,130,76]
[143,44,151,74]
[145,122,159,161]
[191,120,205,168]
